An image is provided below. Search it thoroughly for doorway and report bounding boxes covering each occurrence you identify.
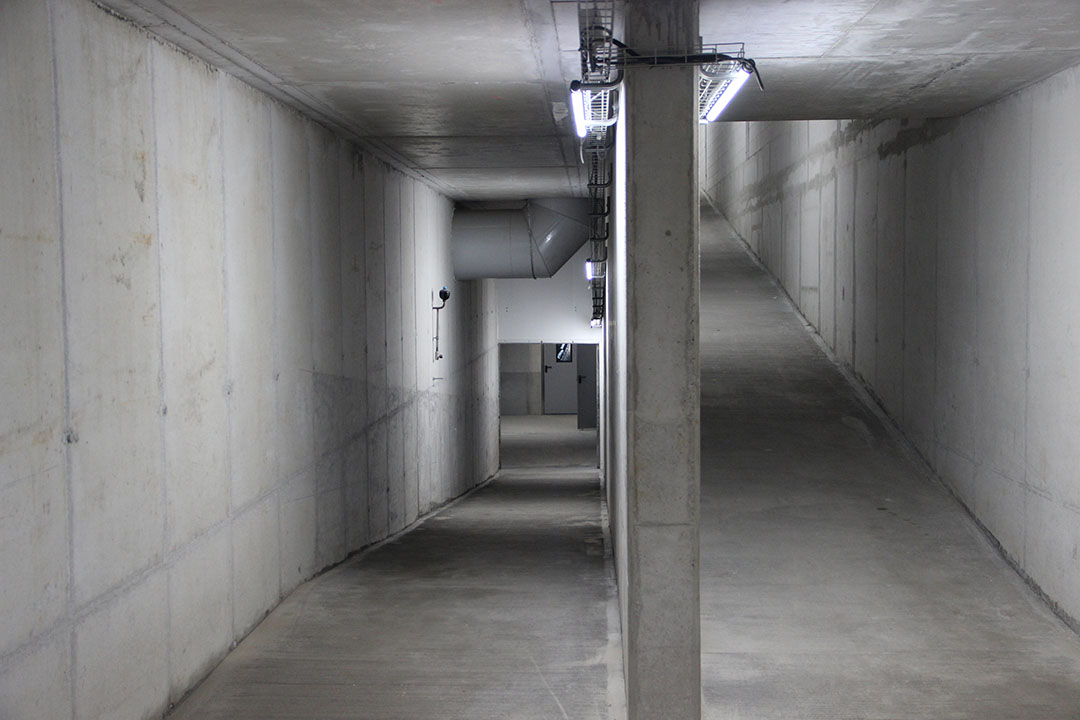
[542,343,578,415]
[499,342,600,467]
[575,344,598,430]
[499,343,598,428]
[540,343,598,430]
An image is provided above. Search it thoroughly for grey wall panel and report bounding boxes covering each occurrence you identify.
[224,74,276,512]
[56,0,165,614]
[0,0,67,687]
[154,43,229,556]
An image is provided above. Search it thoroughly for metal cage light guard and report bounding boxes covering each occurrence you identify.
[576,1,619,328]
[572,2,763,327]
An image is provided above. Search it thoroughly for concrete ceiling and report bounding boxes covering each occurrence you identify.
[101,0,1080,201]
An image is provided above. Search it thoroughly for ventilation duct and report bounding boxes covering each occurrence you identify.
[451,198,591,279]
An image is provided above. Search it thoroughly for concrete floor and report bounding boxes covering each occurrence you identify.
[699,207,1080,719]
[168,415,618,719]
[500,415,600,469]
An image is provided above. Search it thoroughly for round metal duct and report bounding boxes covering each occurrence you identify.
[451,198,591,279]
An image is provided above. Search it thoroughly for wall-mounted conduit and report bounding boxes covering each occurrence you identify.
[577,1,619,326]
[571,2,762,326]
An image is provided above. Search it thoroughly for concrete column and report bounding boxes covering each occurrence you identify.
[620,2,701,718]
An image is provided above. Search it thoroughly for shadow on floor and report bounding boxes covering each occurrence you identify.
[500,414,599,469]
[167,415,619,719]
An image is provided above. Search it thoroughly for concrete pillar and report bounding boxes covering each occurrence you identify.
[620,2,701,718]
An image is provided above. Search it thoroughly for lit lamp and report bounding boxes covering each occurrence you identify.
[700,63,752,123]
[569,80,619,138]
[570,84,589,138]
[585,258,606,281]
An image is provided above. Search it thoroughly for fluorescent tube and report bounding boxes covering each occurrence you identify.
[705,68,750,122]
[570,87,588,138]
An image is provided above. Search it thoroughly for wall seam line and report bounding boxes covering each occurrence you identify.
[148,37,174,701]
[383,169,392,533]
[406,178,417,521]
[851,151,858,368]
[269,102,284,602]
[900,152,907,427]
[336,136,347,557]
[971,130,981,489]
[216,69,238,647]
[357,149,368,545]
[817,126,823,331]
[47,1,77,716]
[832,123,840,352]
[307,123,319,572]
[1022,100,1033,566]
[931,130,939,471]
[873,149,880,389]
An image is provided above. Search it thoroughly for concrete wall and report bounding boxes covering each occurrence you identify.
[499,343,543,415]
[703,61,1080,629]
[495,243,602,344]
[0,1,498,718]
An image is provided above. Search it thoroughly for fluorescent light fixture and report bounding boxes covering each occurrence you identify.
[703,67,751,122]
[585,259,606,281]
[570,87,588,138]
[590,318,603,328]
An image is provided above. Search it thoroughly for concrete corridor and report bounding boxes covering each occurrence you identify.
[165,208,1080,720]
[698,206,1080,719]
[167,416,618,719]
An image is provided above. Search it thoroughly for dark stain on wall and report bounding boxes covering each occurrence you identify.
[877,118,961,160]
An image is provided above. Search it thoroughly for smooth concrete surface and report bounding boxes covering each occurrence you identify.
[698,206,1080,718]
[495,243,602,345]
[166,415,620,719]
[500,415,598,469]
[0,2,498,717]
[95,0,588,199]
[95,0,1080,200]
[704,57,1080,631]
[500,343,543,416]
[0,7,67,713]
[609,3,702,717]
